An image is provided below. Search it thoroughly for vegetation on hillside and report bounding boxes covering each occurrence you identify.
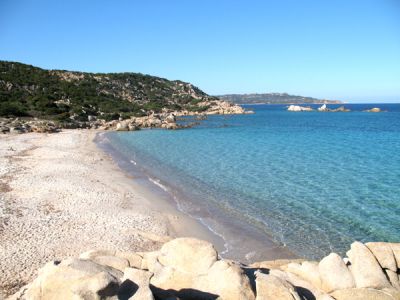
[0,61,218,122]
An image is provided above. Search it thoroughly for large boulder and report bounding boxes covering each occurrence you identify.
[157,238,218,275]
[285,261,322,290]
[255,272,300,300]
[318,253,355,292]
[269,269,323,299]
[116,121,129,131]
[10,259,123,300]
[346,241,391,289]
[194,260,255,300]
[165,113,176,123]
[91,256,130,272]
[150,238,254,299]
[366,242,397,272]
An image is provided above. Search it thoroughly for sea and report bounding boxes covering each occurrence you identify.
[98,103,400,261]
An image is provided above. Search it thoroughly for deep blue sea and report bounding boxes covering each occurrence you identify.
[104,104,400,260]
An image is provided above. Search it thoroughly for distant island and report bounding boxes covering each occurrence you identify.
[217,93,342,105]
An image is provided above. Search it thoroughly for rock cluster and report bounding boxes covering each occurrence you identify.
[9,238,400,300]
[287,105,351,113]
[0,118,61,134]
[317,104,350,112]
[1,102,250,134]
[287,105,314,112]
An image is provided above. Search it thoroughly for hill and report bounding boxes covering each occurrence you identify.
[217,93,342,104]
[0,61,236,123]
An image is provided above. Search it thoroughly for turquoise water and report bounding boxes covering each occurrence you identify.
[105,104,400,259]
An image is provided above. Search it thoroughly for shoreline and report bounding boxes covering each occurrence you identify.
[0,129,294,297]
[0,130,221,297]
[97,131,297,263]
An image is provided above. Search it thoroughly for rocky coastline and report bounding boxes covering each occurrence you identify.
[0,101,251,134]
[9,238,400,300]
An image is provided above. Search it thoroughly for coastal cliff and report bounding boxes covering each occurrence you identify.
[10,238,400,300]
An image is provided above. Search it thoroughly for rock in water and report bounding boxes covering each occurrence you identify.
[287,105,313,112]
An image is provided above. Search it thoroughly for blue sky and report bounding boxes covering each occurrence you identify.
[1,0,399,102]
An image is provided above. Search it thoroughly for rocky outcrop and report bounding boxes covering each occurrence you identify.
[364,107,382,113]
[287,105,314,112]
[1,101,251,134]
[0,118,61,134]
[317,104,351,112]
[9,239,400,300]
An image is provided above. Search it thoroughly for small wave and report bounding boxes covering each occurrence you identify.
[149,177,169,192]
[197,217,230,256]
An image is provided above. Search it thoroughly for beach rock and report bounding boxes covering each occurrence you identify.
[9,239,400,300]
[194,260,255,300]
[390,243,400,268]
[71,271,120,299]
[366,242,397,272]
[116,251,143,269]
[116,121,129,131]
[346,241,391,289]
[91,255,130,272]
[157,238,218,275]
[11,259,122,299]
[318,252,355,292]
[140,251,160,272]
[121,268,154,300]
[269,269,323,299]
[284,261,322,290]
[330,288,397,300]
[255,272,300,300]
[165,113,176,123]
[150,260,194,297]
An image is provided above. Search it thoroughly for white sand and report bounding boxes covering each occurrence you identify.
[0,130,221,297]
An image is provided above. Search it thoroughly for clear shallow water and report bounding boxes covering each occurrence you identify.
[106,104,400,259]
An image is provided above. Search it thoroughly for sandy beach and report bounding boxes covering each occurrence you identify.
[0,130,223,297]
